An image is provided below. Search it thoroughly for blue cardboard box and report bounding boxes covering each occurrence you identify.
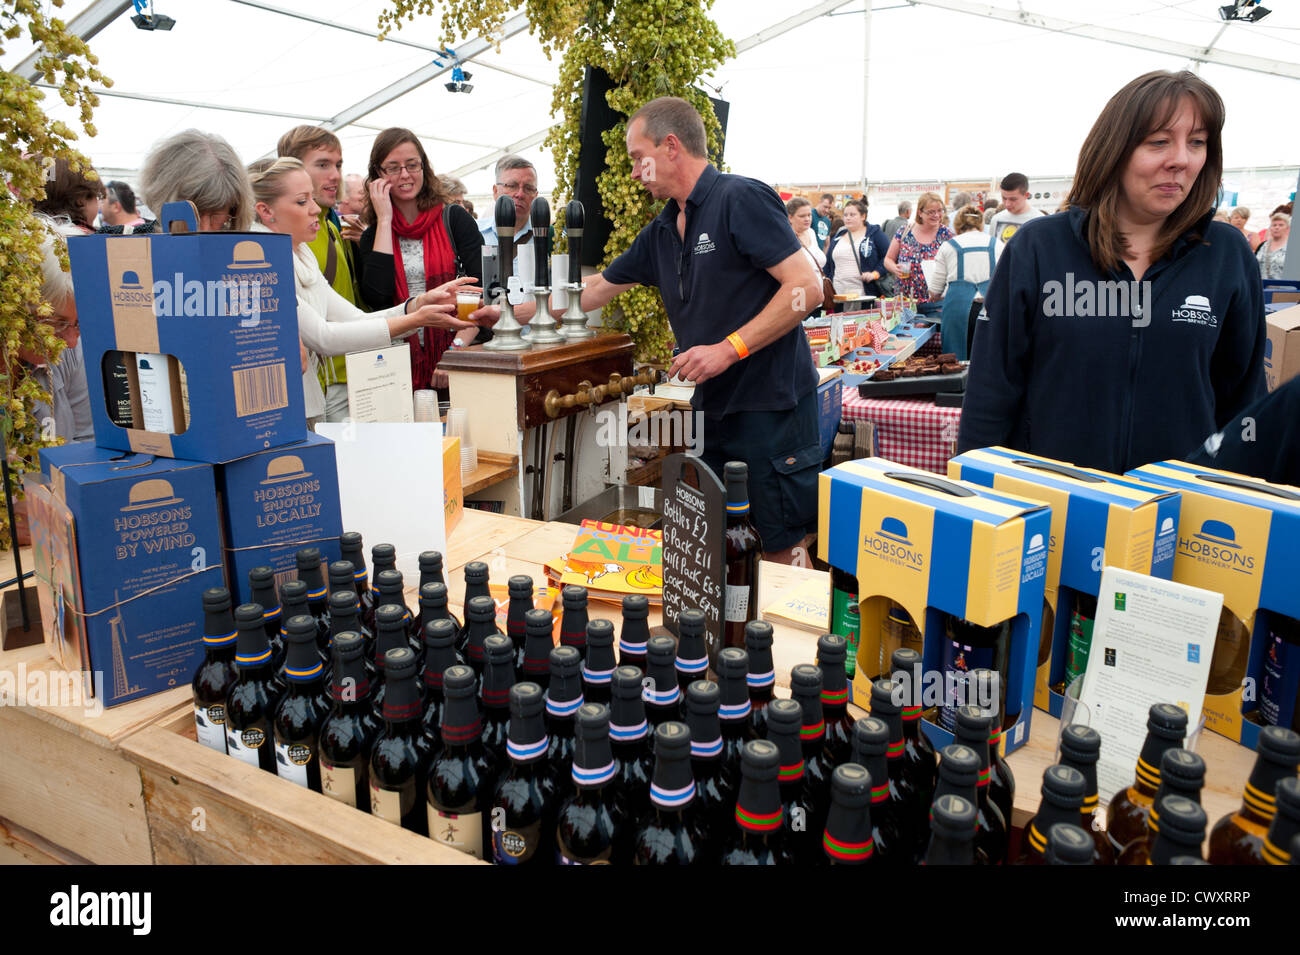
[67,203,306,462]
[818,457,1051,756]
[216,432,344,604]
[949,448,1181,717]
[816,374,843,460]
[35,444,225,707]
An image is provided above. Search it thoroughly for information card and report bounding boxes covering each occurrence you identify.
[345,343,412,423]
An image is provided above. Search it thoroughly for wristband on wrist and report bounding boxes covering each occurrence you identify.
[726,332,749,360]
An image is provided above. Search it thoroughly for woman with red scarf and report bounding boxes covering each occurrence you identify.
[358,128,485,390]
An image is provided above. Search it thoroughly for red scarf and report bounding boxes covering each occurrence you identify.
[390,204,456,390]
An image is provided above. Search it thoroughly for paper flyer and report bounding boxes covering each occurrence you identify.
[345,342,413,423]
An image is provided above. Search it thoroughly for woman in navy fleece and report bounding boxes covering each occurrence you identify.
[958,71,1266,474]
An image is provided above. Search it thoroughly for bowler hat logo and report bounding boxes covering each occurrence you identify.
[878,517,911,545]
[1159,518,1176,536]
[1194,519,1239,549]
[261,455,312,485]
[119,270,143,289]
[228,240,272,270]
[1027,533,1045,554]
[122,478,183,511]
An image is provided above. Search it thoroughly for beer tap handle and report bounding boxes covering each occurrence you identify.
[530,198,551,289]
[495,195,516,294]
[565,200,584,286]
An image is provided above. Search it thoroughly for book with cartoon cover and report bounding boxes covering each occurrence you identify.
[545,520,663,605]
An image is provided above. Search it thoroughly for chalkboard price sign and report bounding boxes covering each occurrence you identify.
[660,454,727,666]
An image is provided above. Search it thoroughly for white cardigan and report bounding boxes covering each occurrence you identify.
[252,222,409,418]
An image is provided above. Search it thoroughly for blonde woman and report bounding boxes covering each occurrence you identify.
[928,206,1002,361]
[249,158,477,423]
[883,191,952,307]
[1257,212,1289,279]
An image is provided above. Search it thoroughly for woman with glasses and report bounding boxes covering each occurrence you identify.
[139,129,254,233]
[358,128,484,391]
[882,191,953,312]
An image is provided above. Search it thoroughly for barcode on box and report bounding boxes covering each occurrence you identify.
[233,364,288,417]
[273,568,296,591]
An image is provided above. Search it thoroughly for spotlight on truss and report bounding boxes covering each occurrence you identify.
[444,66,473,94]
[131,1,175,30]
[1218,1,1270,22]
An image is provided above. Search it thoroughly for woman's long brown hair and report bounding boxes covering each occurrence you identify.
[1067,71,1224,273]
[361,127,451,225]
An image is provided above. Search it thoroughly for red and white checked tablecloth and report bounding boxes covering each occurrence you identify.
[841,392,963,474]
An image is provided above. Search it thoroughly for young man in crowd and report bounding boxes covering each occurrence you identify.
[810,193,834,248]
[987,172,1044,243]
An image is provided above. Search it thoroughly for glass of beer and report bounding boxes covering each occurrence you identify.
[898,261,912,278]
[456,291,480,323]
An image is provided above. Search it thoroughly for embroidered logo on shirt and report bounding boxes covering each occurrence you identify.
[694,232,716,256]
[1170,294,1217,327]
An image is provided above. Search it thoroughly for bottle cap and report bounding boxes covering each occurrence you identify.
[420,582,448,605]
[339,531,363,553]
[1059,724,1102,764]
[548,646,583,700]
[679,608,706,635]
[1159,748,1205,789]
[330,590,359,612]
[295,547,322,571]
[234,602,264,627]
[938,744,980,789]
[577,702,610,742]
[508,575,533,597]
[463,561,489,583]
[654,720,692,759]
[869,678,901,715]
[484,634,513,664]
[1044,823,1094,865]
[443,664,476,698]
[280,580,307,605]
[375,603,406,628]
[371,543,396,564]
[586,619,614,648]
[248,566,274,587]
[953,705,993,742]
[930,794,977,840]
[419,551,444,573]
[1147,703,1189,739]
[686,679,720,715]
[332,631,364,664]
[423,618,457,648]
[851,716,889,758]
[790,664,823,699]
[283,614,316,644]
[740,738,779,781]
[1041,764,1086,808]
[1259,725,1300,764]
[203,587,231,612]
[744,620,773,649]
[647,634,676,666]
[467,595,496,621]
[1157,795,1207,845]
[889,646,921,677]
[328,561,355,588]
[383,646,417,681]
[622,594,649,620]
[612,666,645,699]
[817,633,847,667]
[375,569,403,592]
[831,762,871,810]
[563,585,588,609]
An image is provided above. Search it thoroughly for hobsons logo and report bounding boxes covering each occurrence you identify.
[1042,272,1152,326]
[49,885,151,935]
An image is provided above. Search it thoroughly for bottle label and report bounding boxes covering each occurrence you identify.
[226,726,266,767]
[428,808,483,859]
[830,587,860,677]
[1260,628,1297,726]
[1065,607,1095,686]
[320,760,357,807]
[274,741,312,788]
[369,781,404,825]
[940,640,996,731]
[194,704,227,753]
[493,824,540,865]
[725,585,750,623]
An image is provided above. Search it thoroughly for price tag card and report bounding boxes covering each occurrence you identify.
[660,454,725,664]
[1076,566,1221,805]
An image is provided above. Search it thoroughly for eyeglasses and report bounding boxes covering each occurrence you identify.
[43,315,78,334]
[381,161,423,178]
[496,181,539,197]
[198,209,236,231]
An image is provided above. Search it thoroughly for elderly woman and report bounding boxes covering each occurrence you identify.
[1257,212,1290,279]
[883,191,953,310]
[959,70,1265,475]
[927,205,1002,361]
[1229,206,1252,244]
[139,129,255,232]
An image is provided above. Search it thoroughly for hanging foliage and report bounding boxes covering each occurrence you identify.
[0,0,110,549]
[379,0,733,363]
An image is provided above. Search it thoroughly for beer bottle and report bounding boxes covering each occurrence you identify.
[940,616,1012,732]
[1018,765,1089,865]
[461,560,491,620]
[644,634,682,726]
[880,603,924,682]
[685,680,733,837]
[504,575,533,660]
[723,462,763,653]
[1058,591,1098,694]
[559,585,589,660]
[417,582,462,646]
[418,549,447,593]
[226,603,286,773]
[319,633,380,809]
[716,648,753,788]
[520,607,554,691]
[1037,598,1055,671]
[583,620,617,705]
[295,548,332,647]
[1118,748,1205,866]
[634,720,707,865]
[1146,796,1207,864]
[1045,823,1095,865]
[890,646,938,800]
[822,763,877,865]
[492,682,560,865]
[828,567,861,679]
[374,569,415,642]
[329,590,371,670]
[420,618,463,750]
[557,702,628,865]
[765,698,815,863]
[971,668,1016,826]
[850,716,915,865]
[618,594,650,672]
[745,620,776,738]
[272,614,331,791]
[870,678,925,859]
[193,587,239,754]
[790,664,837,839]
[1057,724,1114,864]
[427,664,497,860]
[329,559,375,649]
[370,543,398,624]
[546,645,584,795]
[1206,608,1252,697]
[278,580,322,661]
[247,566,285,672]
[372,604,423,721]
[463,595,503,677]
[479,634,516,767]
[720,739,790,865]
[674,608,710,693]
[610,665,655,822]
[339,531,374,623]
[817,634,856,765]
[1105,703,1187,855]
[369,646,432,834]
[952,705,1009,865]
[934,743,999,864]
[1261,776,1300,865]
[1208,725,1300,864]
[1255,613,1300,730]
[924,794,977,865]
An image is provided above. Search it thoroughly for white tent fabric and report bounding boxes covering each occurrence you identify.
[4,0,1299,196]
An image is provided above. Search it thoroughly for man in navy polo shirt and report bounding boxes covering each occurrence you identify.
[570,96,824,563]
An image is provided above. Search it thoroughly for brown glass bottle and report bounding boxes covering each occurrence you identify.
[722,462,763,653]
[674,608,710,692]
[869,678,926,862]
[817,633,856,766]
[1018,764,1091,865]
[519,607,554,691]
[545,645,584,797]
[1206,607,1252,697]
[339,531,375,624]
[1207,725,1300,864]
[715,647,753,791]
[940,616,1012,732]
[582,619,617,706]
[1143,795,1207,864]
[970,668,1015,826]
[952,705,1009,865]
[643,634,682,726]
[1044,823,1095,865]
[934,743,1003,865]
[247,567,285,672]
[618,595,650,672]
[192,588,239,754]
[558,585,589,660]
[318,633,380,809]
[890,647,937,801]
[272,614,331,791]
[1261,776,1300,865]
[295,548,332,650]
[504,575,533,659]
[610,665,655,822]
[368,646,432,835]
[1118,748,1205,866]
[370,604,422,720]
[557,703,627,865]
[462,594,503,677]
[426,664,497,859]
[374,568,415,642]
[719,739,790,865]
[765,698,816,864]
[880,602,924,682]
[1105,703,1187,856]
[419,618,463,750]
[634,721,708,865]
[490,682,560,865]
[1057,724,1115,864]
[791,664,837,842]
[225,603,286,773]
[924,794,977,865]
[479,634,516,767]
[685,679,736,840]
[849,716,915,865]
[822,763,878,865]
[744,620,776,738]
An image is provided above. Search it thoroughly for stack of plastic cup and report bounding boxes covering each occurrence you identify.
[446,408,477,475]
[413,390,438,422]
